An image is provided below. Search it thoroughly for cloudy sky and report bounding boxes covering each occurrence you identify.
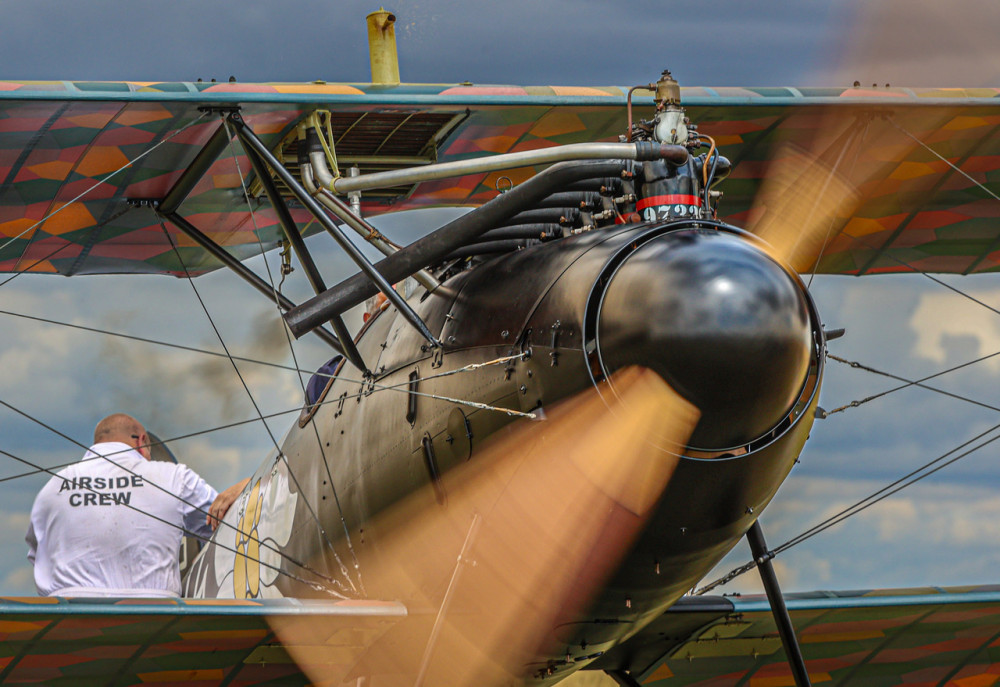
[1,0,1000,598]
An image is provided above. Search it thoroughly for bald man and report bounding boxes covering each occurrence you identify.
[26,413,242,598]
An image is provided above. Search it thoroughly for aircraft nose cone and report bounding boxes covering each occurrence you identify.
[596,229,814,450]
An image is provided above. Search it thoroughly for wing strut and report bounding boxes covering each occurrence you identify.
[239,136,370,373]
[157,210,347,355]
[148,114,363,365]
[158,121,233,217]
[227,112,441,350]
[747,521,812,687]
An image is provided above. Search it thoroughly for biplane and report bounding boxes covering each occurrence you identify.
[2,8,1000,686]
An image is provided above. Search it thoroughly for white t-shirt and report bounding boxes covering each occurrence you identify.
[26,441,218,598]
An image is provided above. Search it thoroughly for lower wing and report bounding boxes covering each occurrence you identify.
[2,586,999,685]
[590,585,1000,685]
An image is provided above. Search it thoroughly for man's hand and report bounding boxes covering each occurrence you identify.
[207,478,251,531]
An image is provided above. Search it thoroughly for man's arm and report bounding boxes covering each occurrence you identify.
[207,478,251,532]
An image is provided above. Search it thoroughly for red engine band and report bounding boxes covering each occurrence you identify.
[637,194,703,221]
[636,194,703,210]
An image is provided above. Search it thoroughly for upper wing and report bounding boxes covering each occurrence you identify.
[0,81,998,277]
[590,585,1000,685]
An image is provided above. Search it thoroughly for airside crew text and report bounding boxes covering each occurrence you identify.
[58,475,144,507]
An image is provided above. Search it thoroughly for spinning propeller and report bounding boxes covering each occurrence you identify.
[269,367,699,685]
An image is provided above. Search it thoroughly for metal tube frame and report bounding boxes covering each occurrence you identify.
[158,211,347,354]
[241,142,369,372]
[228,112,440,348]
[158,120,233,216]
[746,521,812,687]
[145,109,354,358]
[299,127,440,293]
[328,141,686,195]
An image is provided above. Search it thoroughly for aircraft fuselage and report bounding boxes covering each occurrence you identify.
[187,217,823,683]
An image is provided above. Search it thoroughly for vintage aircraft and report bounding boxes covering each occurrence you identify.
[2,8,1000,686]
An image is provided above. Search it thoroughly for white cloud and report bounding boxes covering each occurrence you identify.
[863,497,918,542]
[910,288,1000,372]
[698,473,1000,596]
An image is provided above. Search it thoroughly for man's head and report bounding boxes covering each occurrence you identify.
[93,413,150,460]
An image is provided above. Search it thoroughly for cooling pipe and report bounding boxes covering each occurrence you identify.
[326,141,686,195]
[445,239,531,259]
[534,191,603,210]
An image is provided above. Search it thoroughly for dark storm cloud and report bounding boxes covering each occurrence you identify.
[4,0,995,87]
[1,0,846,85]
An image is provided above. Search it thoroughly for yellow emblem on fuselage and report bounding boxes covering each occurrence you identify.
[233,478,263,598]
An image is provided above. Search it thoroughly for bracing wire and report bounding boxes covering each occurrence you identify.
[0,353,532,486]
[0,110,210,291]
[806,117,871,289]
[158,218,357,595]
[0,302,534,416]
[219,116,360,592]
[0,204,134,290]
[696,119,1000,594]
[0,111,210,260]
[891,119,1000,204]
[823,352,1000,415]
[696,419,1000,595]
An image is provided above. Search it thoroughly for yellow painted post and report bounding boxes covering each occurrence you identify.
[367,8,400,85]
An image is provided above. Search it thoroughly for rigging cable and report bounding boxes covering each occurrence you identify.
[0,352,531,485]
[157,217,357,595]
[0,204,134,290]
[696,418,1000,595]
[0,111,210,261]
[696,119,1000,594]
[0,109,215,291]
[823,352,1000,415]
[0,303,538,418]
[891,119,1000,204]
[220,117,361,592]
[806,116,871,289]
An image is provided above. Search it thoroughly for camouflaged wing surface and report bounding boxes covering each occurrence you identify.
[0,596,404,686]
[0,81,998,277]
[3,587,1000,685]
[593,585,1000,685]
